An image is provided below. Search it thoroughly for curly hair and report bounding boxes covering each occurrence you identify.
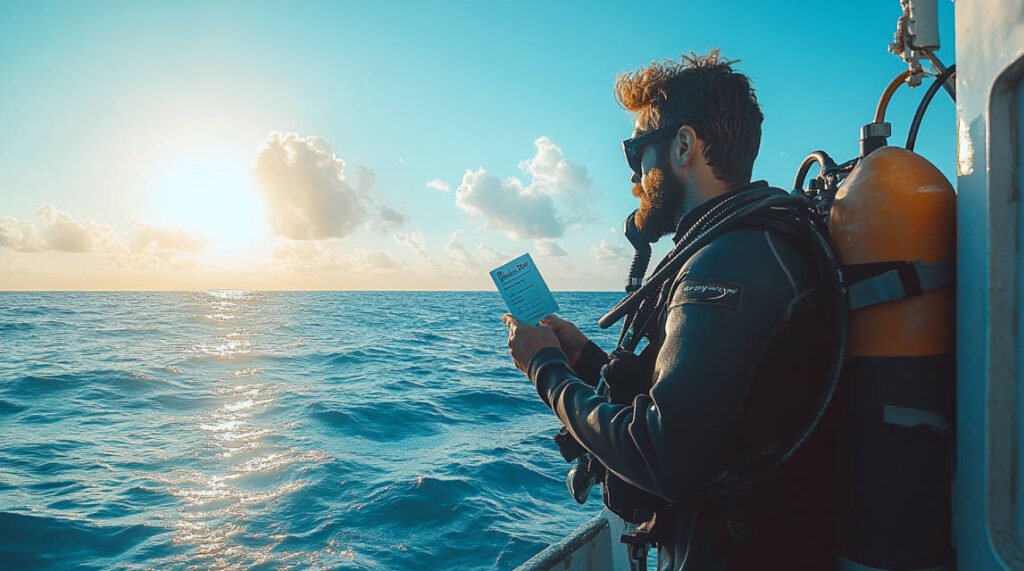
[615,50,763,186]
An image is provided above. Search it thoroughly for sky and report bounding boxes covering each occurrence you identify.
[0,0,957,291]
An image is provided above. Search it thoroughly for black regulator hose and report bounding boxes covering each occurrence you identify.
[623,210,654,294]
[599,188,789,329]
[792,151,837,192]
[906,64,957,152]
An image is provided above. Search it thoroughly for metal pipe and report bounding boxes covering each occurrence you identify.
[875,70,913,123]
[925,50,957,101]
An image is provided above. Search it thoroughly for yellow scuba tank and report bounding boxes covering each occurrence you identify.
[828,146,956,571]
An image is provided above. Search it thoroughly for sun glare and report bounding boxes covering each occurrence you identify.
[147,152,267,253]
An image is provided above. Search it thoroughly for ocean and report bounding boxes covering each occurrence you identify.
[0,291,626,570]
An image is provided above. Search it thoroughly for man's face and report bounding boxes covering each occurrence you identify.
[630,127,686,237]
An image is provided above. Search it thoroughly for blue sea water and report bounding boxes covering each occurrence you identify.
[0,291,625,570]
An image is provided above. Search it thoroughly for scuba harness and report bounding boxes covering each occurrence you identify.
[553,183,850,563]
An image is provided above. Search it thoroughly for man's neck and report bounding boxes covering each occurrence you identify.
[672,176,745,229]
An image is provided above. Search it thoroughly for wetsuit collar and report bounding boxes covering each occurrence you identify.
[672,180,770,243]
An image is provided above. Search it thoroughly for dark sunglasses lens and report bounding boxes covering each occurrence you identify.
[623,143,641,175]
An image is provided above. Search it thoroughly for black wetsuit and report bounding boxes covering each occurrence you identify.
[528,183,835,570]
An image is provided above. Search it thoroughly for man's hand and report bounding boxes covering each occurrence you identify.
[541,315,590,368]
[503,314,561,374]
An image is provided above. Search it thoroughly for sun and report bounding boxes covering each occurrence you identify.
[147,151,267,253]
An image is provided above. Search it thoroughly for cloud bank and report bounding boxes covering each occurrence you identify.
[253,132,405,241]
[272,240,400,273]
[0,205,118,253]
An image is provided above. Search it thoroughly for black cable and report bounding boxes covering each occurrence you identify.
[906,64,957,152]
[792,151,837,192]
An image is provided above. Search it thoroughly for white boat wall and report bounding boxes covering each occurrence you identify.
[517,0,1024,569]
[516,509,633,571]
[954,0,1024,569]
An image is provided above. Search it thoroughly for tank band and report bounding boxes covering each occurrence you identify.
[847,260,953,311]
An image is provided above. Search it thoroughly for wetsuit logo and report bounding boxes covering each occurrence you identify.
[676,280,742,309]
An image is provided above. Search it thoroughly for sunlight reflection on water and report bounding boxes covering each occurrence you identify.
[161,291,335,569]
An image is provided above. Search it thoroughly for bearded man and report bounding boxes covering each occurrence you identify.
[503,52,836,570]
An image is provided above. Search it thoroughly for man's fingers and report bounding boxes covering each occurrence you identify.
[541,314,573,332]
[503,314,524,331]
[540,314,560,328]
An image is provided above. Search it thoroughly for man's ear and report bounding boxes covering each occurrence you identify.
[673,125,698,168]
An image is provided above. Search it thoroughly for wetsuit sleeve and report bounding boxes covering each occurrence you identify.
[571,340,609,385]
[528,229,814,505]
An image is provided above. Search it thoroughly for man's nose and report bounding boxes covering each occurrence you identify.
[631,172,641,185]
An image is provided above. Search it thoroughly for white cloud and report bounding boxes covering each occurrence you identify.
[253,132,406,240]
[0,205,118,253]
[534,239,567,257]
[39,205,120,253]
[444,230,477,269]
[0,205,210,272]
[377,206,407,228]
[453,137,592,241]
[426,178,451,192]
[394,232,426,254]
[254,132,364,240]
[358,249,400,271]
[354,167,377,197]
[518,137,592,195]
[592,239,630,264]
[475,243,508,266]
[0,216,44,252]
[455,168,563,240]
[119,223,207,269]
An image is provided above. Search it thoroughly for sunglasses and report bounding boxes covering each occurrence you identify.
[622,124,682,177]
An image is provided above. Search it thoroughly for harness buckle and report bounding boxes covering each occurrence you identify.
[620,529,652,571]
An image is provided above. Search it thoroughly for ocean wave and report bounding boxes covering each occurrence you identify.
[9,369,163,395]
[0,511,167,569]
[306,400,456,441]
[0,321,35,332]
[0,399,27,416]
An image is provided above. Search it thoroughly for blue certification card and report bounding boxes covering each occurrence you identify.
[489,253,559,324]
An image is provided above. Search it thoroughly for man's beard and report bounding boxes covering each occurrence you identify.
[631,157,685,237]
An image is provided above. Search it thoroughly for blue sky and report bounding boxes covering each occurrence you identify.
[0,0,957,290]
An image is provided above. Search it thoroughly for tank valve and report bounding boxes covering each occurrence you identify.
[860,121,892,157]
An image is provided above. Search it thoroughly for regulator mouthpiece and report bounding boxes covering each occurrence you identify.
[624,210,656,294]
